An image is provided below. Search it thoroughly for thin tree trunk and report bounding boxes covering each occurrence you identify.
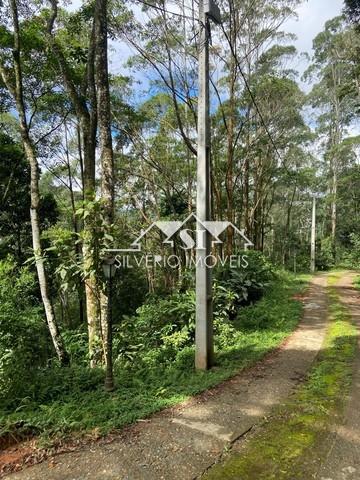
[225,11,236,255]
[0,0,69,365]
[64,123,85,326]
[330,62,341,261]
[331,167,337,248]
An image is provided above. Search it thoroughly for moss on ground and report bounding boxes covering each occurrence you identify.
[202,273,358,480]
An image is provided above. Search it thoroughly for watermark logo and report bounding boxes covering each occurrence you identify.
[105,213,253,269]
[108,213,253,253]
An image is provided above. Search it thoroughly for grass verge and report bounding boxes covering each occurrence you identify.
[0,272,308,446]
[354,275,360,290]
[202,272,357,480]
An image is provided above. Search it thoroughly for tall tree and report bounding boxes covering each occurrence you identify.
[305,16,358,259]
[95,0,115,387]
[46,1,101,366]
[0,0,69,365]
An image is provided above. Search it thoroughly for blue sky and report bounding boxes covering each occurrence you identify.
[109,0,345,93]
[284,0,344,89]
[285,0,344,55]
[70,0,345,94]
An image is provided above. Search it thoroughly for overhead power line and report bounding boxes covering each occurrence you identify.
[135,1,294,83]
[135,0,198,23]
[134,0,295,178]
[220,24,294,178]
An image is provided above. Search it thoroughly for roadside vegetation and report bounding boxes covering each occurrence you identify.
[0,256,307,446]
[202,272,357,480]
[354,275,360,290]
[2,0,360,466]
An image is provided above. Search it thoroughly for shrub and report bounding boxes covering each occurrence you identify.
[62,328,89,365]
[112,251,276,367]
[214,250,275,306]
[316,237,336,270]
[235,271,299,330]
[113,290,196,366]
[0,258,49,410]
[341,233,360,268]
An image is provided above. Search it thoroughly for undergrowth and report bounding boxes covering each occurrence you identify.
[0,272,308,445]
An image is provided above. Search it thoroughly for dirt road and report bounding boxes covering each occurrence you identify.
[6,274,329,480]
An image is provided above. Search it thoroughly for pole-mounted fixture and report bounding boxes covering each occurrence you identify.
[102,256,116,280]
[102,255,116,391]
[204,0,222,24]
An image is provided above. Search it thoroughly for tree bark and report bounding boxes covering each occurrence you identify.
[95,0,115,383]
[47,1,101,366]
[0,0,69,365]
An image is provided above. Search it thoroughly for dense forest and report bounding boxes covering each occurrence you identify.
[1,0,360,456]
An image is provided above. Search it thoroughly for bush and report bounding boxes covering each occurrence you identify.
[0,260,100,412]
[0,258,49,410]
[113,289,196,366]
[62,328,89,365]
[214,250,275,306]
[316,237,336,270]
[235,271,300,330]
[112,251,276,367]
[341,233,360,268]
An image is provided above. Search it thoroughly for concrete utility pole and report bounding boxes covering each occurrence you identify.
[195,0,221,370]
[310,196,316,273]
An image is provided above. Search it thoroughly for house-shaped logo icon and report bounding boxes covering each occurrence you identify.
[106,213,253,254]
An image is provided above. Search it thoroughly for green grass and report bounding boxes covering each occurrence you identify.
[354,275,360,290]
[0,272,309,446]
[202,273,357,480]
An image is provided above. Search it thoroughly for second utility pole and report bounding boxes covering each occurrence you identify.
[310,196,316,273]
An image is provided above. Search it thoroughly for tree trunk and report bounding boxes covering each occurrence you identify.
[64,123,85,326]
[0,0,69,365]
[331,166,337,256]
[95,0,115,384]
[47,2,102,366]
[81,115,101,367]
[27,144,69,365]
[329,62,342,261]
[225,18,236,256]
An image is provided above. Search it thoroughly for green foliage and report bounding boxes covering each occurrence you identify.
[316,236,336,270]
[159,192,188,217]
[339,233,360,268]
[112,266,148,319]
[62,328,89,364]
[114,289,196,365]
[0,272,307,443]
[235,271,303,330]
[0,258,49,409]
[215,250,275,305]
[344,0,360,25]
[0,130,60,263]
[0,133,30,261]
[112,252,275,366]
[354,275,360,290]
[2,0,358,457]
[44,226,80,293]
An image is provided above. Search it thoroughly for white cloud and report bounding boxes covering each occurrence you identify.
[65,0,345,95]
[285,0,344,56]
[283,0,344,90]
